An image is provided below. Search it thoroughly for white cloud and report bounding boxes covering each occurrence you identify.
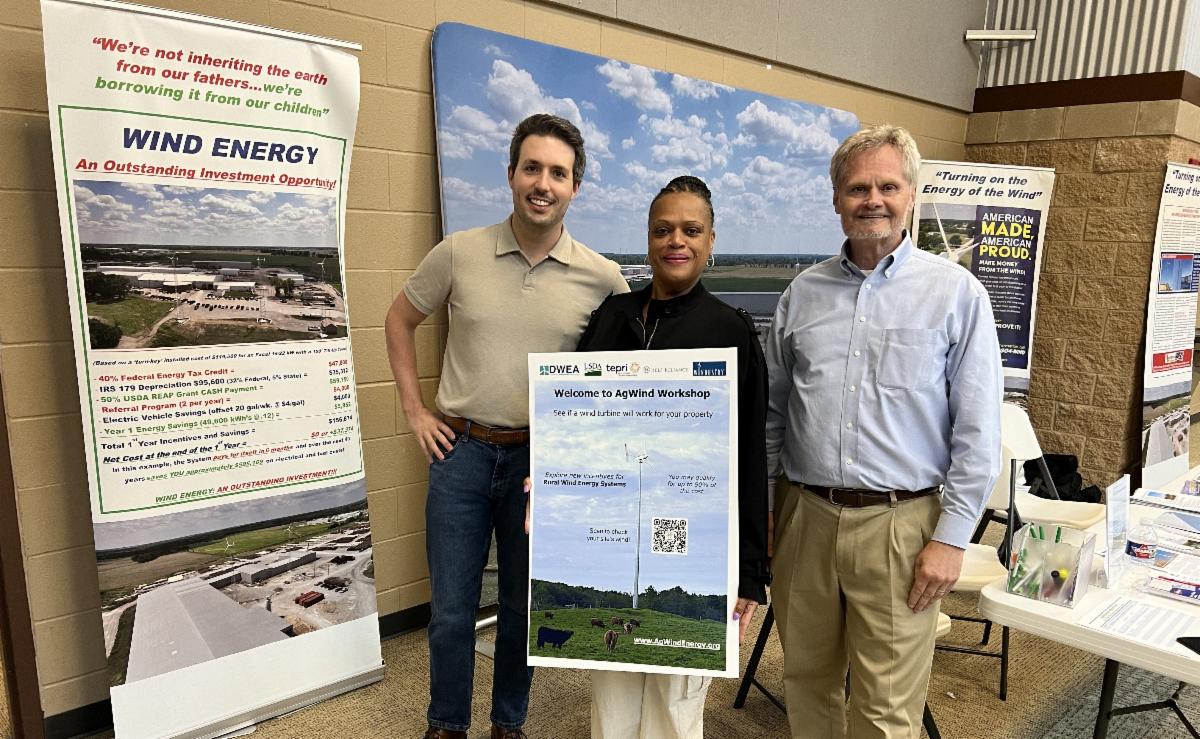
[734,99,839,156]
[623,160,690,190]
[149,197,195,219]
[437,104,512,160]
[646,127,730,172]
[621,137,636,150]
[670,74,733,101]
[739,154,833,209]
[595,59,671,114]
[484,60,612,160]
[246,191,276,205]
[120,182,164,200]
[441,176,511,208]
[198,193,262,216]
[297,194,332,209]
[483,43,510,58]
[642,114,706,140]
[827,108,858,127]
[713,172,745,191]
[571,183,645,216]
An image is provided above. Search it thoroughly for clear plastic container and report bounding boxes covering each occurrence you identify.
[1125,520,1158,565]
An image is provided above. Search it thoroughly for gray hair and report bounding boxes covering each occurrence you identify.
[828,124,921,191]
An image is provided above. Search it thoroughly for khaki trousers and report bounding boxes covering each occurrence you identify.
[773,483,942,739]
[590,670,711,739]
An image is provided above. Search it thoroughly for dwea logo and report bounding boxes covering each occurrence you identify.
[692,361,727,376]
[539,364,581,376]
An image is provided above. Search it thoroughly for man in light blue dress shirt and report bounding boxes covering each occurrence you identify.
[765,124,1002,738]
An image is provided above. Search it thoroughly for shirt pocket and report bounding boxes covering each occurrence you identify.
[877,328,945,390]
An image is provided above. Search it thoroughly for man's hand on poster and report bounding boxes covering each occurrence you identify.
[523,477,531,535]
[907,540,964,613]
[410,406,455,463]
[732,598,758,644]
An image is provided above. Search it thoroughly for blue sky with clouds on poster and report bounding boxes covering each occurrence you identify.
[73,179,336,248]
[530,380,731,596]
[433,24,859,255]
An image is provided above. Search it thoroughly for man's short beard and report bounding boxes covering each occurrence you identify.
[844,225,900,241]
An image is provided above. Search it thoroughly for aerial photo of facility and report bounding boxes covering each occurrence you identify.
[74,180,347,349]
[102,505,375,687]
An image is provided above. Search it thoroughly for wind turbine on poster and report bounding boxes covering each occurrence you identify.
[625,443,649,608]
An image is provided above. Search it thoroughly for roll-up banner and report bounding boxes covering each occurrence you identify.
[40,1,383,735]
[912,161,1055,400]
[1140,162,1200,492]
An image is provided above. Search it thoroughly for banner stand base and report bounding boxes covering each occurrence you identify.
[181,665,385,739]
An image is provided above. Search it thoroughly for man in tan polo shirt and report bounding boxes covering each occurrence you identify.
[385,113,628,739]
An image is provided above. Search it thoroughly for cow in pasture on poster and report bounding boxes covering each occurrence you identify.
[611,617,624,626]
[604,630,619,651]
[544,611,554,618]
[623,622,634,634]
[590,618,605,627]
[536,626,573,649]
[628,618,641,627]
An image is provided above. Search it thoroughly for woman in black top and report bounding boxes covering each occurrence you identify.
[583,176,770,739]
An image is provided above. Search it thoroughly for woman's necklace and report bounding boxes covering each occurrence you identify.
[643,318,659,349]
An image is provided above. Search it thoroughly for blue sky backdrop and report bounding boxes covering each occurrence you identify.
[531,379,731,596]
[432,24,859,255]
[73,180,336,248]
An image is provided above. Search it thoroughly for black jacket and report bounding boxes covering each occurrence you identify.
[576,282,771,603]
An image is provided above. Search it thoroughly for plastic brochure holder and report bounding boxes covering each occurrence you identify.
[1006,523,1095,607]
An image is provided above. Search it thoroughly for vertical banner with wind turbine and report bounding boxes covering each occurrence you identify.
[913,160,1055,398]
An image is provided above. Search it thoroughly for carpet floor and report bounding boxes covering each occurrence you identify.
[243,590,1197,739]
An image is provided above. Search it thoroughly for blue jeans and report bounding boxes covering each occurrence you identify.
[425,435,532,732]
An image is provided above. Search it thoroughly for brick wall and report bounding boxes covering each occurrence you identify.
[966,101,1200,486]
[0,0,971,720]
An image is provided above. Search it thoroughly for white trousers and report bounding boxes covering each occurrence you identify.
[590,670,712,739]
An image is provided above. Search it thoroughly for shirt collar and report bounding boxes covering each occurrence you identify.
[497,217,576,265]
[837,230,913,280]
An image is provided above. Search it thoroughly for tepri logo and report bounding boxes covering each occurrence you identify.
[584,362,602,377]
[605,362,640,376]
[539,363,581,376]
[692,361,727,377]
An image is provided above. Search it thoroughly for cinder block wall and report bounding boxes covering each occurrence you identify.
[966,101,1200,486]
[0,0,969,720]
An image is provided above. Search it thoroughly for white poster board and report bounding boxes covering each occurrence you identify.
[526,349,739,677]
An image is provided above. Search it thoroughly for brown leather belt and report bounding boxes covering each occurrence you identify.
[800,483,940,508]
[441,414,529,445]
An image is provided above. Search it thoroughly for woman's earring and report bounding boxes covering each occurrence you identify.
[706,254,716,269]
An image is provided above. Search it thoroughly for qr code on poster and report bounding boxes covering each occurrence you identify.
[651,517,687,555]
